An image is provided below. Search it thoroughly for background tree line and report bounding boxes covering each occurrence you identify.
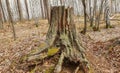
[0,0,120,23]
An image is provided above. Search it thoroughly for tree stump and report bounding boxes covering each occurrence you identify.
[20,6,91,73]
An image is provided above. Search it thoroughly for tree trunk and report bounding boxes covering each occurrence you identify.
[25,0,29,20]
[105,8,111,28]
[104,0,111,29]
[0,0,3,29]
[43,0,51,23]
[0,8,3,29]
[0,0,5,23]
[89,0,93,27]
[6,0,16,40]
[95,0,104,31]
[20,6,91,73]
[40,0,44,19]
[17,0,22,21]
[81,0,87,34]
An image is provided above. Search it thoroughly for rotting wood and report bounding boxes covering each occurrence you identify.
[20,6,91,73]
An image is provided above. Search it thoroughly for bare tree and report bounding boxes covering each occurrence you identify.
[0,0,5,23]
[94,0,105,31]
[89,0,94,27]
[0,0,3,29]
[104,0,111,28]
[40,0,44,18]
[17,0,23,21]
[25,0,30,20]
[81,0,87,34]
[43,0,50,21]
[0,6,3,29]
[6,0,16,40]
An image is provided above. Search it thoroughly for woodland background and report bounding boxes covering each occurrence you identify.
[0,0,120,22]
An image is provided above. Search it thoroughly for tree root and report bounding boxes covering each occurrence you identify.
[54,52,65,73]
[74,66,80,73]
[19,35,91,73]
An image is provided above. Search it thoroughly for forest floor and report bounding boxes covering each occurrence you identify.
[0,15,120,73]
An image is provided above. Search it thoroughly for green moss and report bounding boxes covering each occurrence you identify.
[47,47,59,56]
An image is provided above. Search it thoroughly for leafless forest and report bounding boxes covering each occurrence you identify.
[0,0,120,73]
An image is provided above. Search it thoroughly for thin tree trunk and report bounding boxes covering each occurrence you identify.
[6,0,16,40]
[0,0,5,23]
[105,8,111,29]
[43,0,49,21]
[89,0,94,27]
[0,6,3,29]
[25,0,30,20]
[95,0,105,30]
[40,0,44,19]
[17,0,22,21]
[81,0,87,34]
[104,0,111,29]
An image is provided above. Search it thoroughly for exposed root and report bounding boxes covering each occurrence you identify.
[54,52,65,73]
[74,66,80,73]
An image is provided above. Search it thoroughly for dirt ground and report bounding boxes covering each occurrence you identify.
[0,15,120,73]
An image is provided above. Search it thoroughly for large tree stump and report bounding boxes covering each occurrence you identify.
[20,6,91,73]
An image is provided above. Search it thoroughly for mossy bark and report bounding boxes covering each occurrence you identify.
[20,6,91,73]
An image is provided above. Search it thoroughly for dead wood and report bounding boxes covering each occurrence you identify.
[20,6,91,73]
